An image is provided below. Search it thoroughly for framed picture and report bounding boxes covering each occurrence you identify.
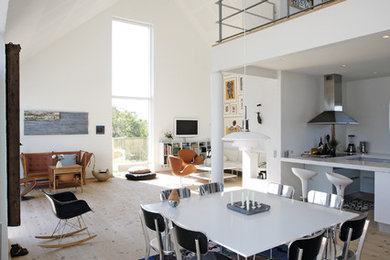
[224,104,231,115]
[238,76,243,94]
[231,103,237,114]
[238,95,244,114]
[224,77,236,102]
[290,0,313,10]
[96,125,105,135]
[224,117,243,135]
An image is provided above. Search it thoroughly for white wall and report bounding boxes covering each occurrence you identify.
[244,74,281,185]
[0,32,8,260]
[344,76,390,154]
[213,0,390,72]
[9,0,211,175]
[0,0,9,257]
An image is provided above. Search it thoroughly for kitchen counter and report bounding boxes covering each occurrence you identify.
[281,152,390,232]
[281,153,390,172]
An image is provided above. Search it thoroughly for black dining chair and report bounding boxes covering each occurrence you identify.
[160,187,191,201]
[286,229,327,260]
[338,213,369,260]
[139,205,173,260]
[172,221,231,260]
[198,182,224,196]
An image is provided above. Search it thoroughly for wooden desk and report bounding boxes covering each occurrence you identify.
[48,165,83,193]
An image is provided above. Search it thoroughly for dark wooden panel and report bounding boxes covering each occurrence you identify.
[6,43,21,227]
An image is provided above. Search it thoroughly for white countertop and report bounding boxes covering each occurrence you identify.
[281,153,390,172]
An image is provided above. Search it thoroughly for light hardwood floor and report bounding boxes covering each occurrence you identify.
[8,173,390,259]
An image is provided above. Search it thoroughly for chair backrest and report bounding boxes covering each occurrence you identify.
[281,184,295,199]
[199,182,224,196]
[288,229,326,260]
[338,213,369,260]
[307,190,330,206]
[267,182,282,196]
[267,182,295,199]
[160,187,191,201]
[172,222,208,255]
[42,191,58,217]
[140,205,166,233]
[329,194,344,209]
[168,156,183,174]
[178,149,196,163]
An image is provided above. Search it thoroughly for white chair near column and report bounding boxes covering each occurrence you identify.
[291,168,318,202]
[326,172,353,198]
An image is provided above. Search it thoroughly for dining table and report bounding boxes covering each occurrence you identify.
[143,189,358,258]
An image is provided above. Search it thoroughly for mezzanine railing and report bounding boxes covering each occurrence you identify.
[216,0,339,43]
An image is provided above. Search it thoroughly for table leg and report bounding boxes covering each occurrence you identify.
[80,171,83,193]
[53,172,56,193]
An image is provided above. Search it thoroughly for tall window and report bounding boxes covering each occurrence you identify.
[112,19,153,170]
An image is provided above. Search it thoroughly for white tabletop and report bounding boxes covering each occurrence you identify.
[144,189,358,257]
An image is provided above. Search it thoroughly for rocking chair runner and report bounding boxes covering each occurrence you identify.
[36,191,97,248]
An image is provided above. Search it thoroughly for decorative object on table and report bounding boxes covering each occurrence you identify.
[256,104,262,124]
[96,125,105,135]
[92,169,113,182]
[227,200,270,215]
[52,154,64,168]
[164,131,174,140]
[36,191,97,248]
[168,189,180,207]
[24,111,88,135]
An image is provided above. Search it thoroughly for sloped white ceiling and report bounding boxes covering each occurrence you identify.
[5,0,122,60]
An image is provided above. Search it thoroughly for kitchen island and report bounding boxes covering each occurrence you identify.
[281,153,390,233]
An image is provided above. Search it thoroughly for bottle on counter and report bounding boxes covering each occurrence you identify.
[324,135,329,154]
[318,137,324,154]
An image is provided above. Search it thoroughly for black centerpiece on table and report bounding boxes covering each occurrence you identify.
[227,201,270,215]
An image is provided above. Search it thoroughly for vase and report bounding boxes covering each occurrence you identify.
[56,161,62,168]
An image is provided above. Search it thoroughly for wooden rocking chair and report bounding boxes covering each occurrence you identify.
[36,191,97,248]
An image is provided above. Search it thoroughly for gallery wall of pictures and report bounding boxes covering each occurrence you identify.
[223,76,244,135]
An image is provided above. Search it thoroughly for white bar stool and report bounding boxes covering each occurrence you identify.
[326,172,353,198]
[291,168,318,202]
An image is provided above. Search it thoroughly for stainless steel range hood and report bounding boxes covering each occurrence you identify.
[308,74,358,125]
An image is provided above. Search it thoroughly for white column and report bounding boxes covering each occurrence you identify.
[210,72,224,184]
[241,150,259,188]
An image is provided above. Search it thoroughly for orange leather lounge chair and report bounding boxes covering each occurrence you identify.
[177,149,203,167]
[168,156,197,186]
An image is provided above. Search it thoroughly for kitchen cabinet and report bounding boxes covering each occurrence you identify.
[375,171,390,226]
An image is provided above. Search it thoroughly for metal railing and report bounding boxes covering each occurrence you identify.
[216,0,337,43]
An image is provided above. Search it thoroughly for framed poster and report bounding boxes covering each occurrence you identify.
[238,76,243,94]
[224,117,243,135]
[231,103,237,114]
[224,104,231,115]
[224,77,236,102]
[290,0,313,10]
[238,95,244,114]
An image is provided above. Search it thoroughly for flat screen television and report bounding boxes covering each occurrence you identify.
[174,118,198,137]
